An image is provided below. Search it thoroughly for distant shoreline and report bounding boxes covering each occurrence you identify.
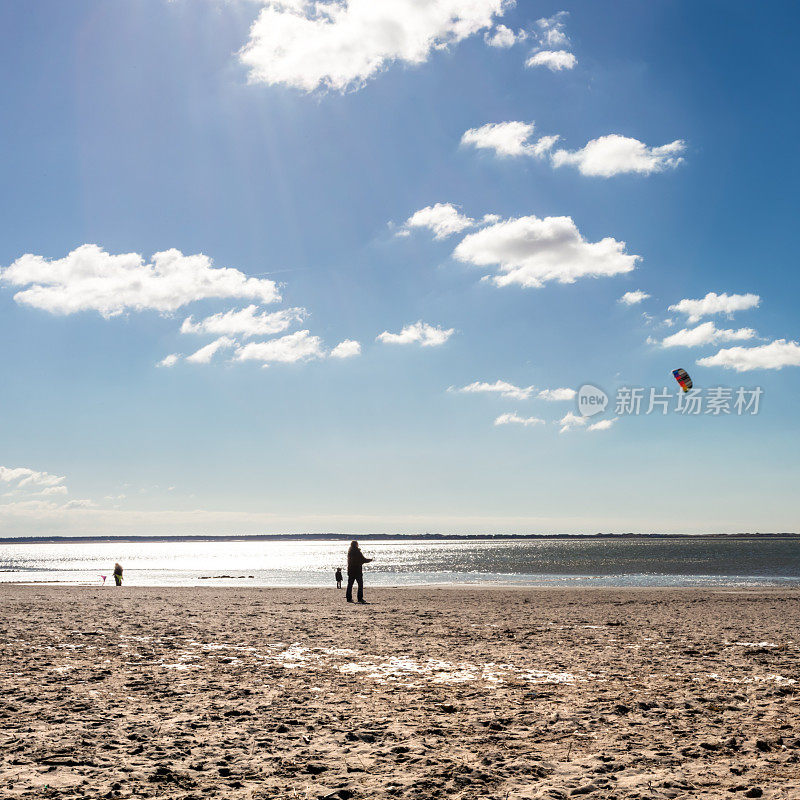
[1,532,799,544]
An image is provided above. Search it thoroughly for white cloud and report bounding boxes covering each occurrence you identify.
[0,466,77,505]
[181,305,306,338]
[587,417,617,431]
[557,413,616,433]
[668,292,760,324]
[551,135,685,177]
[239,0,509,93]
[453,380,534,400]
[64,499,97,510]
[377,321,454,347]
[158,353,181,368]
[330,339,361,358]
[619,290,650,306]
[236,330,325,364]
[1,244,280,318]
[525,14,575,71]
[453,214,639,289]
[460,124,684,180]
[401,203,475,239]
[186,336,237,364]
[494,412,544,427]
[38,485,69,496]
[0,466,66,489]
[462,121,533,157]
[558,412,586,433]
[697,339,800,371]
[461,121,558,158]
[536,12,570,48]
[526,50,576,71]
[0,499,66,515]
[484,24,524,48]
[531,135,561,157]
[537,387,576,401]
[660,321,756,348]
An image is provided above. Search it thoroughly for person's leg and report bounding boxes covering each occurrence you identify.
[356,574,364,603]
[346,575,355,602]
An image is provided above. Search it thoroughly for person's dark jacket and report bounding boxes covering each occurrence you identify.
[347,547,371,576]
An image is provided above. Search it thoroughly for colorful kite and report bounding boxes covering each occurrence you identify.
[672,368,693,393]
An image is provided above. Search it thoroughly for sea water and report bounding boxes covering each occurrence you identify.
[1,537,798,588]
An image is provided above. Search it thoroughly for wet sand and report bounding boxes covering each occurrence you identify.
[1,586,799,799]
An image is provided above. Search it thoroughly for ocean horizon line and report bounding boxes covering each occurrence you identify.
[2,531,799,544]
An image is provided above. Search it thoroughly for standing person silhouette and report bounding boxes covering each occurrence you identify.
[113,562,123,587]
[335,567,343,589]
[345,540,373,604]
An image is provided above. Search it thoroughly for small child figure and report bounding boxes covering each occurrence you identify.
[334,567,343,589]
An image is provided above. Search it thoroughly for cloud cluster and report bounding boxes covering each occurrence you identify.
[399,205,639,289]
[1,245,280,317]
[526,12,576,71]
[558,412,617,433]
[660,321,756,348]
[619,290,650,306]
[494,412,544,427]
[454,214,639,289]
[453,380,535,400]
[484,24,525,49]
[537,387,576,401]
[0,466,65,490]
[668,292,760,323]
[239,0,509,93]
[461,121,559,159]
[1,245,369,371]
[401,203,475,239]
[1,467,68,504]
[186,336,237,365]
[461,122,685,177]
[236,330,326,364]
[453,383,579,432]
[180,332,362,366]
[158,353,181,368]
[640,291,800,372]
[585,418,616,431]
[377,321,454,347]
[181,305,306,338]
[552,135,685,177]
[536,12,570,48]
[526,50,576,71]
[0,466,106,520]
[697,339,800,372]
[165,320,364,367]
[330,339,362,359]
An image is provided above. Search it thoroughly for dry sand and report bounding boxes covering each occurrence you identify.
[1,586,799,799]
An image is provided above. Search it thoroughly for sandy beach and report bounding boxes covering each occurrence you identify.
[1,586,798,800]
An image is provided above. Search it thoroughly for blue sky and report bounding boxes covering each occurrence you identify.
[1,0,799,536]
